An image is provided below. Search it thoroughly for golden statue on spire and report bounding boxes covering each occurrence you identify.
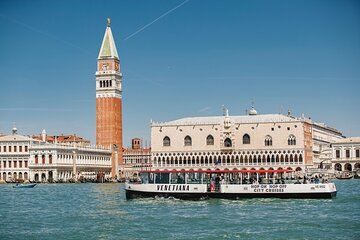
[107,18,111,27]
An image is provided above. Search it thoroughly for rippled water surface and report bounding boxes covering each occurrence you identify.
[0,180,359,239]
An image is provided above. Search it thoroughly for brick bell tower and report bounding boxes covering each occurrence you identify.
[96,18,123,178]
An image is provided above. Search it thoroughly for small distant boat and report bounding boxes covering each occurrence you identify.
[13,183,37,189]
[335,175,353,180]
[354,174,360,179]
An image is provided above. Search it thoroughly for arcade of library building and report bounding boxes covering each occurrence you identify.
[0,128,112,182]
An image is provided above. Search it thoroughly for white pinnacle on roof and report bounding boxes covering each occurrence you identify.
[153,114,299,126]
[249,100,258,116]
[98,18,119,59]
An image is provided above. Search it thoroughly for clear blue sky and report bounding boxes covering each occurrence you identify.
[0,0,359,147]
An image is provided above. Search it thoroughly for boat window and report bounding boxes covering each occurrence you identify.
[155,173,170,184]
[187,172,202,184]
[140,172,150,184]
[170,173,185,184]
[149,173,154,184]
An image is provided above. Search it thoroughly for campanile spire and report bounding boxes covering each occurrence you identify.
[96,19,123,178]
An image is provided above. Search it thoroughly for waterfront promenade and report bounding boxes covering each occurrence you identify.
[0,180,359,239]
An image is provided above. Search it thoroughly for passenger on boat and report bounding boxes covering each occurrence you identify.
[210,180,215,192]
[259,177,263,184]
[314,176,320,184]
[177,174,184,184]
[215,175,221,192]
[242,178,249,184]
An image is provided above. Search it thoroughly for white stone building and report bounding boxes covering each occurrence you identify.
[29,142,112,182]
[0,128,112,183]
[123,138,151,178]
[311,122,344,169]
[331,137,360,172]
[0,128,37,182]
[150,107,344,173]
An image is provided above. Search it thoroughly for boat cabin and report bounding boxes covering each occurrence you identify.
[139,169,294,192]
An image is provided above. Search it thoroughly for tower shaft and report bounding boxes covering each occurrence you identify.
[96,20,123,177]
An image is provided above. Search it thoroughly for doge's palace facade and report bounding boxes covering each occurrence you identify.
[151,107,343,173]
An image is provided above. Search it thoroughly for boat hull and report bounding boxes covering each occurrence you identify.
[13,184,37,189]
[125,189,336,200]
[125,183,337,200]
[336,176,353,180]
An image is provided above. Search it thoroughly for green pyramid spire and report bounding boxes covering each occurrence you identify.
[98,19,119,59]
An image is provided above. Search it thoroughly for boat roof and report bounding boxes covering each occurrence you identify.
[140,169,294,173]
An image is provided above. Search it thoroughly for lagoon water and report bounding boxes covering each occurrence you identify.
[0,180,359,239]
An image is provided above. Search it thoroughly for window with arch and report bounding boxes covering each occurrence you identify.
[336,150,340,158]
[288,135,296,145]
[224,138,232,147]
[243,134,250,144]
[346,149,350,158]
[206,135,214,145]
[265,135,272,146]
[163,136,171,147]
[184,136,192,146]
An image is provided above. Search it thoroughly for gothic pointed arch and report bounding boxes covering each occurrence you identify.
[224,138,232,147]
[206,135,214,145]
[243,134,250,144]
[163,136,170,147]
[184,135,192,146]
[265,135,272,146]
[288,135,296,145]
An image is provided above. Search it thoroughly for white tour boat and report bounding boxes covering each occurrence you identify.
[125,169,337,200]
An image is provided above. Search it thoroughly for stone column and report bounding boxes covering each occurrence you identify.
[114,144,119,179]
[72,150,77,181]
